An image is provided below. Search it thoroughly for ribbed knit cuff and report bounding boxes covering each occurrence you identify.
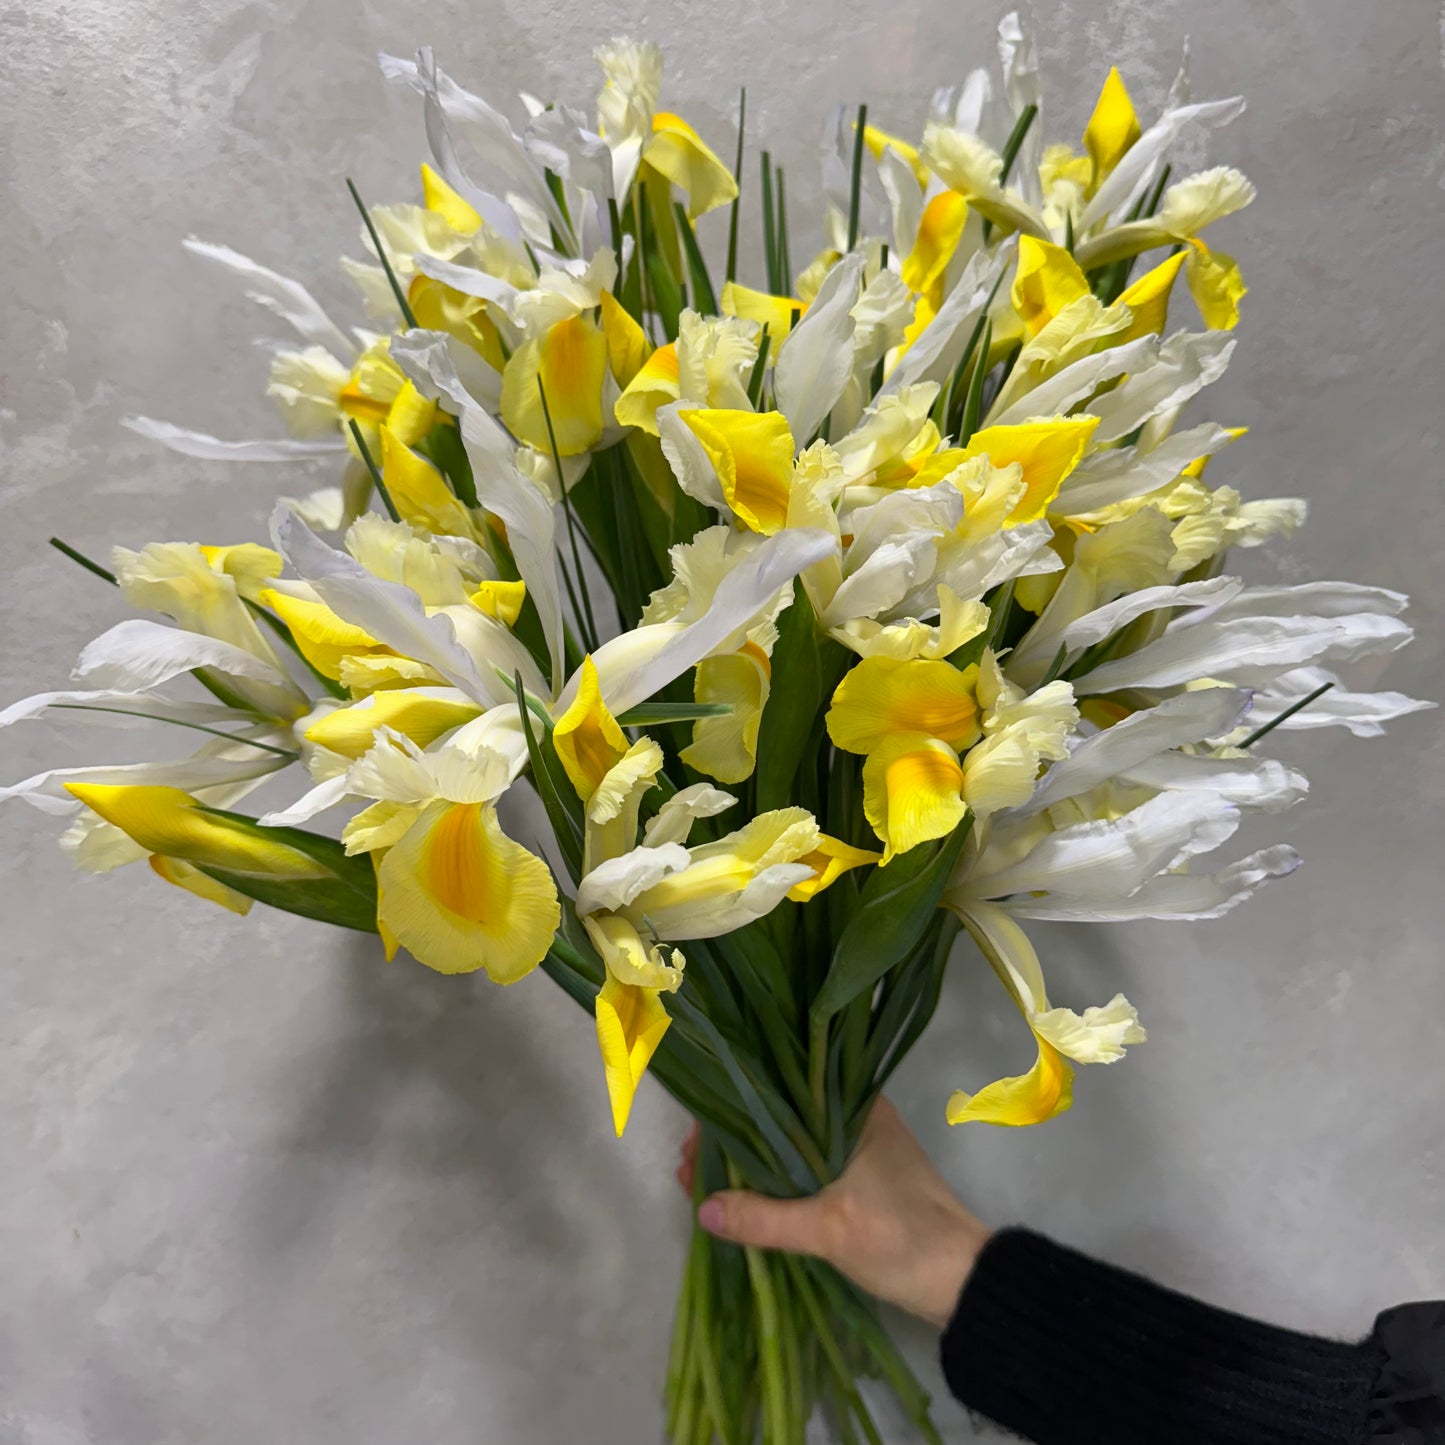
[940,1228,1382,1445]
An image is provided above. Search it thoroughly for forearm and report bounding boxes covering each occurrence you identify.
[941,1228,1394,1445]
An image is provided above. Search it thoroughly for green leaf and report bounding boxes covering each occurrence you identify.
[754,582,841,812]
[674,200,718,315]
[957,316,992,446]
[511,673,584,880]
[196,865,379,932]
[646,243,685,341]
[190,806,379,933]
[810,818,972,1022]
[416,418,477,507]
[617,701,734,726]
[668,988,819,1194]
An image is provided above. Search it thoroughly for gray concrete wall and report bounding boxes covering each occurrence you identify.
[2,1,1442,1440]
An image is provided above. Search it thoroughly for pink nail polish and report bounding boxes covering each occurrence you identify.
[697,1198,724,1233]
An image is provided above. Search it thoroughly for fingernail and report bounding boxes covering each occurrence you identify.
[696,1198,725,1234]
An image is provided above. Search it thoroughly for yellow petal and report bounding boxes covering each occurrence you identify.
[679,408,796,535]
[338,653,446,693]
[500,313,608,456]
[861,732,968,862]
[380,423,475,539]
[787,834,881,902]
[197,543,283,600]
[646,111,739,219]
[600,289,653,390]
[959,415,1102,524]
[339,340,407,429]
[1182,425,1247,479]
[1185,240,1247,330]
[421,161,482,232]
[260,587,388,683]
[1082,67,1141,190]
[1116,250,1188,342]
[466,578,527,627]
[66,785,331,880]
[1011,236,1091,337]
[408,275,507,372]
[720,281,803,340]
[946,1036,1074,1125]
[902,190,970,298]
[595,974,672,1136]
[553,656,629,801]
[612,341,680,435]
[149,854,254,915]
[827,657,982,754]
[384,379,441,448]
[679,643,769,784]
[304,690,483,759]
[377,799,559,980]
[342,799,422,855]
[862,123,928,187]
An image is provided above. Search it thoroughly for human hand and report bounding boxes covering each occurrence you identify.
[678,1098,991,1330]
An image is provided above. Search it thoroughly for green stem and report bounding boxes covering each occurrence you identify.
[726,86,746,285]
[346,420,401,523]
[48,704,298,760]
[1240,680,1334,747]
[739,1200,789,1444]
[49,536,117,585]
[345,177,417,328]
[846,104,868,253]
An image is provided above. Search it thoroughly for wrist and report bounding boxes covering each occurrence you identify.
[919,1204,991,1329]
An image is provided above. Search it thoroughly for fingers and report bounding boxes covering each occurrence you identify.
[675,1122,700,1196]
[696,1189,827,1258]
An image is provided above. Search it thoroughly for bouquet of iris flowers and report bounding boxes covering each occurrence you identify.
[4,15,1429,1442]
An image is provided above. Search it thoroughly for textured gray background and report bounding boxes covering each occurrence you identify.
[3,1,1443,1441]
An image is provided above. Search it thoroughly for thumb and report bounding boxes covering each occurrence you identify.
[696,1189,825,1256]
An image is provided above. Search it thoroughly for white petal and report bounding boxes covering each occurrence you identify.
[1060,576,1244,654]
[1081,96,1247,229]
[181,237,353,354]
[1,754,288,816]
[1118,752,1308,813]
[271,507,506,705]
[1007,844,1301,921]
[876,146,924,261]
[73,620,287,691]
[1086,333,1235,444]
[575,843,691,915]
[1182,580,1410,625]
[1033,994,1146,1065]
[657,402,728,512]
[410,253,519,305]
[1079,612,1414,693]
[645,862,814,941]
[1020,687,1252,815]
[0,689,242,729]
[972,790,1241,901]
[258,773,352,827]
[1241,667,1435,738]
[988,334,1158,427]
[122,416,346,461]
[775,252,865,443]
[390,331,563,690]
[1057,424,1235,514]
[642,784,737,847]
[879,245,1009,398]
[580,527,836,716]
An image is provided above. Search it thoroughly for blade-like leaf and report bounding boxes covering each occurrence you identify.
[811,819,972,1022]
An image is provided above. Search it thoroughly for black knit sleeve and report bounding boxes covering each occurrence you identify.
[939,1227,1391,1445]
